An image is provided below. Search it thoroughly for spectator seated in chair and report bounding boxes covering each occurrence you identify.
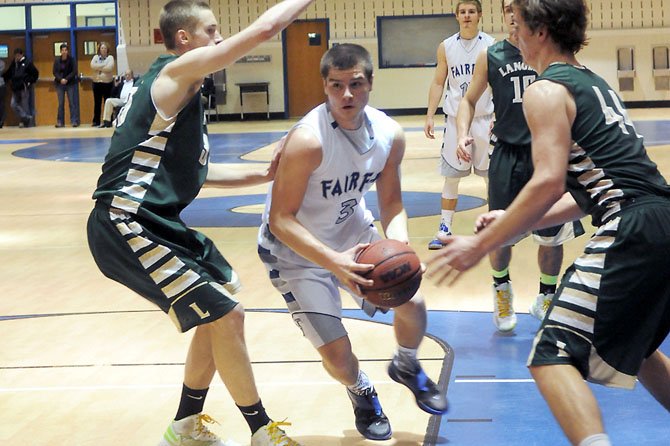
[100,69,137,128]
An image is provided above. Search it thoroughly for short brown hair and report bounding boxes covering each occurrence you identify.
[159,0,210,50]
[320,43,373,82]
[511,0,589,54]
[456,0,482,13]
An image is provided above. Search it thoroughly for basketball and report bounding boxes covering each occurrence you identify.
[355,239,423,308]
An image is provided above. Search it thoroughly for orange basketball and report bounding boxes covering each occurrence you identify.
[355,239,422,308]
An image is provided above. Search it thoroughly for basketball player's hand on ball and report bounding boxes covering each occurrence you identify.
[456,136,474,163]
[426,235,487,285]
[474,209,505,233]
[330,244,375,295]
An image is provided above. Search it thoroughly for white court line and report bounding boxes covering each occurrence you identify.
[1,378,538,392]
[455,378,535,383]
[0,380,395,393]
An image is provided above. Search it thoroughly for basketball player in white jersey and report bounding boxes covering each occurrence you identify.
[424,0,494,249]
[258,44,447,441]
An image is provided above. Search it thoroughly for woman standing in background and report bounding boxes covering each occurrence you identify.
[89,41,114,127]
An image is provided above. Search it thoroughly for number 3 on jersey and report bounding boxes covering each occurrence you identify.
[336,198,357,224]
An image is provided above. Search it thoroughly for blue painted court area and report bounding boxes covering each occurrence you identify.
[7,120,670,164]
[8,131,286,163]
[180,192,486,227]
[343,309,670,446]
[2,309,667,445]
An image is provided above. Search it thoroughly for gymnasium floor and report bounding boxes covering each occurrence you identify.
[1,111,669,445]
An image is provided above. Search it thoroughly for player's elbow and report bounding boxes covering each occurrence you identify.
[532,175,566,204]
[253,19,282,41]
[267,210,290,240]
[267,213,281,237]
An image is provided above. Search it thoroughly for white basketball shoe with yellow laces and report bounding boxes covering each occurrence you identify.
[157,413,239,446]
[493,282,517,332]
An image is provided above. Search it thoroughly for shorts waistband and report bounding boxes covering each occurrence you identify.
[618,195,670,210]
[600,195,670,224]
[492,140,531,151]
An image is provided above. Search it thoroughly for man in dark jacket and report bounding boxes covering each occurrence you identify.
[53,43,79,127]
[3,48,39,127]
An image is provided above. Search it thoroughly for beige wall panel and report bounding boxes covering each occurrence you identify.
[330,1,345,39]
[238,2,252,30]
[138,0,152,46]
[128,0,142,47]
[397,0,412,15]
[632,0,645,28]
[382,0,396,16]
[354,4,367,38]
[653,0,669,28]
[310,0,327,18]
[110,0,670,110]
[480,0,498,34]
[590,0,604,29]
[219,1,235,40]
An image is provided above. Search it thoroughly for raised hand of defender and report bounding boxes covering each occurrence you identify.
[474,209,505,233]
[425,234,487,285]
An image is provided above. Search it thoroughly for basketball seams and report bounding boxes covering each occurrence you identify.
[363,253,421,289]
[367,267,422,292]
[354,238,423,308]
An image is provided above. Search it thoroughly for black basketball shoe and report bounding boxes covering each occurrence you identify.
[388,359,449,415]
[346,387,392,441]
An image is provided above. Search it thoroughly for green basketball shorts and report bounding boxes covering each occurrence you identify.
[87,203,239,332]
[528,196,670,389]
[489,141,584,246]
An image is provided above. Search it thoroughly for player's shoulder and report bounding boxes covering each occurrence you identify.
[364,104,387,121]
[443,32,460,45]
[488,39,506,51]
[478,31,496,45]
[290,105,326,146]
[525,77,570,107]
[366,106,402,132]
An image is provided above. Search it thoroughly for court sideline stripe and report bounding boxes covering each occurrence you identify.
[2,307,455,446]
[0,357,445,370]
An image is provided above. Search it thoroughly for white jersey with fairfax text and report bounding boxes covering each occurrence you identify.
[258,103,398,268]
[442,31,495,117]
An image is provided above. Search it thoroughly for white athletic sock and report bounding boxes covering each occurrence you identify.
[439,210,454,233]
[347,370,372,395]
[578,433,611,446]
[394,345,419,372]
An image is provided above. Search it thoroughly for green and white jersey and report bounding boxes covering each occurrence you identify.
[487,40,535,146]
[93,54,209,222]
[540,63,670,226]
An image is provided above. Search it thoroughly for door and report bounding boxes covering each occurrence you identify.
[284,19,328,118]
[32,31,70,126]
[75,29,116,125]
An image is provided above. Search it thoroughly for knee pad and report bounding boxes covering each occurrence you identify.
[442,177,460,199]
